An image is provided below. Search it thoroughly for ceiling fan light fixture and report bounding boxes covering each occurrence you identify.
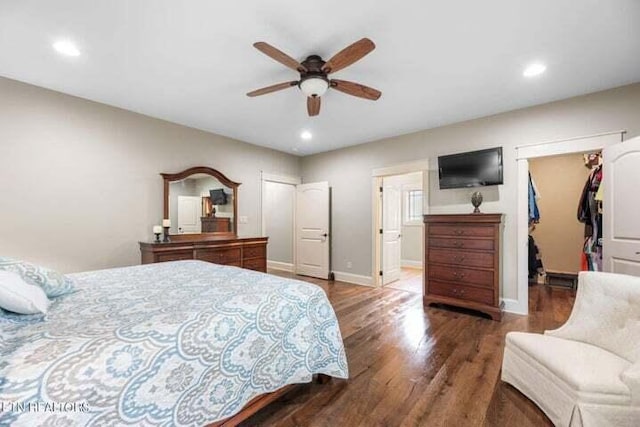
[299,77,329,97]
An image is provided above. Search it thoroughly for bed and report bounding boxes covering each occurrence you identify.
[0,260,348,426]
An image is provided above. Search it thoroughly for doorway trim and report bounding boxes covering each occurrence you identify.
[513,130,625,315]
[260,172,301,272]
[372,159,430,288]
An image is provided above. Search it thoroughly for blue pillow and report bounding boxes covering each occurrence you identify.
[0,257,74,298]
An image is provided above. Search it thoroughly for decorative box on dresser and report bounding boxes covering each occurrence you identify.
[423,213,504,321]
[140,236,268,272]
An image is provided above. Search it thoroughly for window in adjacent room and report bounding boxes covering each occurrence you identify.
[404,189,423,225]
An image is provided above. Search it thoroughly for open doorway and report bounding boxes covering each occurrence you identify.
[514,131,624,314]
[527,152,601,289]
[373,162,429,293]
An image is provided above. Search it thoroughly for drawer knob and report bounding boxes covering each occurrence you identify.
[454,256,466,263]
[454,241,464,248]
[455,229,464,235]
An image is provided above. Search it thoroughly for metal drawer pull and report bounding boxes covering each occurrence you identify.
[453,241,463,247]
[452,288,466,296]
[453,271,466,279]
[454,256,466,262]
[454,229,465,235]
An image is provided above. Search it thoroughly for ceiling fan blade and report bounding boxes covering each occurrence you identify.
[322,38,375,74]
[253,42,307,72]
[247,81,298,97]
[307,96,321,116]
[331,79,381,100]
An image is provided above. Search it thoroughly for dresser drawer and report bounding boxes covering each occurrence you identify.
[429,238,495,251]
[429,224,494,238]
[243,257,266,272]
[428,264,494,288]
[428,281,494,306]
[196,247,242,265]
[243,245,266,260]
[155,250,193,263]
[428,249,494,268]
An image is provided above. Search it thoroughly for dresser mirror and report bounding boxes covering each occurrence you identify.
[162,167,239,238]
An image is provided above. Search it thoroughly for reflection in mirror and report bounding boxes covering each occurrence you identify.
[168,173,235,234]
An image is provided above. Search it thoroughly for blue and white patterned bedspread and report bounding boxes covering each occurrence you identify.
[0,261,348,426]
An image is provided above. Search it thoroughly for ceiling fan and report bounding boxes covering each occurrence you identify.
[247,38,381,117]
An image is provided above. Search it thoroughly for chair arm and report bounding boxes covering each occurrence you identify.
[621,362,640,404]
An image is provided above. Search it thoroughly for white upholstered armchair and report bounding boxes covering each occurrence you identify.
[502,271,640,427]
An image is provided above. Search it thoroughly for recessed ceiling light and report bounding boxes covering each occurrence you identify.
[523,63,546,78]
[53,40,81,57]
[300,130,312,141]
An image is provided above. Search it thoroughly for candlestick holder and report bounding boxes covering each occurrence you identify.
[154,232,162,243]
[163,227,171,243]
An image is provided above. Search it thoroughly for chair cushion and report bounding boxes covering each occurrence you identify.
[506,332,632,404]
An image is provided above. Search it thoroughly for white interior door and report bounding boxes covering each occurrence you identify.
[603,136,640,276]
[295,182,330,279]
[382,179,402,285]
[177,196,201,234]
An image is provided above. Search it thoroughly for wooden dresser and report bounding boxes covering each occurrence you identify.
[423,213,503,320]
[140,236,268,272]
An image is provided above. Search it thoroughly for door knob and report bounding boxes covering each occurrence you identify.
[322,233,328,237]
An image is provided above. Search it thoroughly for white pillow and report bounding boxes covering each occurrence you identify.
[0,270,50,314]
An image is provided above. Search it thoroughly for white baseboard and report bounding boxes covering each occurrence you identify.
[267,260,294,272]
[401,260,423,269]
[501,298,527,315]
[332,271,374,287]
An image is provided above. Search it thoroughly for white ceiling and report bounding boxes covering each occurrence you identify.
[1,0,639,156]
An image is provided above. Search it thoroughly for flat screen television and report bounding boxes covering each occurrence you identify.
[209,189,228,205]
[438,147,503,189]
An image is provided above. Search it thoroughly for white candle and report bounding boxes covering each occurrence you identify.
[153,225,162,234]
[162,219,171,227]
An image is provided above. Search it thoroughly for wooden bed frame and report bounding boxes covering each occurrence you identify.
[207,374,332,426]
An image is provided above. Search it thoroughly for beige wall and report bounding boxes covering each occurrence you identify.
[302,83,640,302]
[528,154,592,274]
[0,77,300,273]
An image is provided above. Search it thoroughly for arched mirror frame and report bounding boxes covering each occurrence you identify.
[162,166,240,239]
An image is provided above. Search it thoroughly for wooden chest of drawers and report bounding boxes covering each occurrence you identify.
[424,214,503,320]
[140,236,268,272]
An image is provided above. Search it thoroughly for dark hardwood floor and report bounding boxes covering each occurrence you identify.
[241,272,576,427]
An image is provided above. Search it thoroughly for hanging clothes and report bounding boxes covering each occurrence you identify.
[577,163,603,271]
[528,172,541,224]
[528,235,545,280]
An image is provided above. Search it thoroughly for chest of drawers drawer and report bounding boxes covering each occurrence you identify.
[196,247,242,265]
[243,245,266,260]
[429,224,494,238]
[428,264,494,288]
[428,281,494,306]
[156,250,193,263]
[243,257,266,272]
[429,237,495,251]
[428,249,494,269]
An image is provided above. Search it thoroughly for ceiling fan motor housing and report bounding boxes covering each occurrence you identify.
[298,55,330,97]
